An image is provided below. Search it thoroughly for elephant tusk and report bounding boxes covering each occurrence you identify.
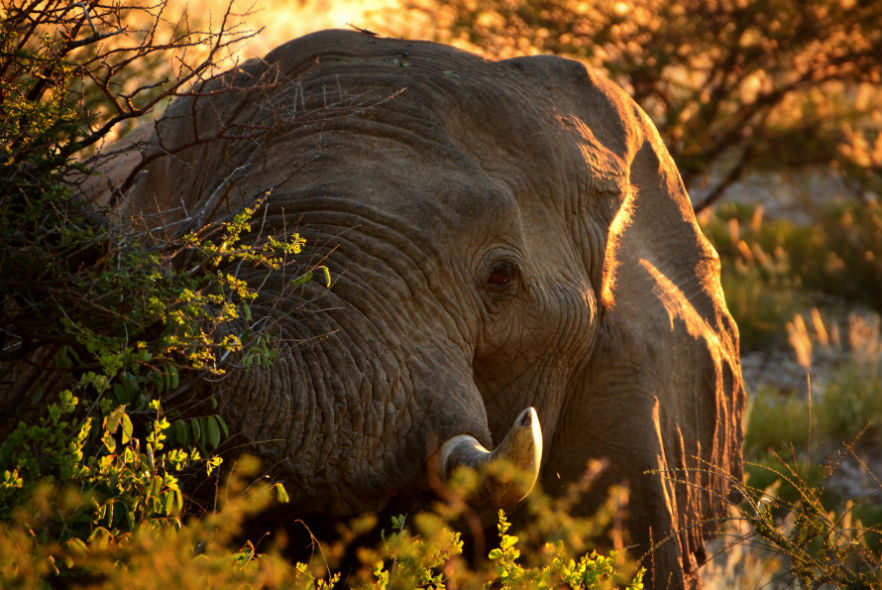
[438,407,542,506]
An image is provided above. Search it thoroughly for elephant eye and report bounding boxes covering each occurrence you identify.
[486,261,517,289]
[487,267,511,286]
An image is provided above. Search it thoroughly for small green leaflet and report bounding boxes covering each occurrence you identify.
[204,415,221,449]
[290,265,331,288]
[273,482,290,504]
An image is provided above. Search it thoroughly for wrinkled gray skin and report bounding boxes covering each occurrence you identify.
[99,30,744,588]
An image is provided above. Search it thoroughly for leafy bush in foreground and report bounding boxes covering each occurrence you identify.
[0,456,644,589]
[0,0,298,582]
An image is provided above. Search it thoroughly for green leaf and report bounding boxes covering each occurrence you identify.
[316,265,331,288]
[105,405,126,433]
[164,366,179,392]
[163,491,175,515]
[204,415,221,449]
[64,537,88,556]
[216,414,230,438]
[30,387,46,405]
[273,482,290,504]
[102,431,116,453]
[290,265,331,288]
[120,413,133,445]
[391,514,406,531]
[113,382,133,404]
[149,475,161,499]
[190,418,201,443]
[290,270,313,285]
[55,346,73,368]
[501,534,518,550]
[172,420,189,445]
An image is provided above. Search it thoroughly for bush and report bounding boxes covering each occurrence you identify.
[745,354,882,458]
[0,0,304,579]
[0,457,299,589]
[0,456,644,589]
[708,457,882,590]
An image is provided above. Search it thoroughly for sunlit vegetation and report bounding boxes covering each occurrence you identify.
[700,197,881,349]
[702,308,881,588]
[2,0,880,588]
[0,454,647,589]
[1,0,305,585]
[694,166,880,587]
[694,171,880,587]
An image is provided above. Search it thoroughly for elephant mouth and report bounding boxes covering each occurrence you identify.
[438,406,543,506]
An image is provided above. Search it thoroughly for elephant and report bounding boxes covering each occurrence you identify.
[90,29,745,588]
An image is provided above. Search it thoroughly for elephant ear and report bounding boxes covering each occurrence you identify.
[586,90,744,584]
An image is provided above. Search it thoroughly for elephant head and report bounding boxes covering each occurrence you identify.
[108,30,744,588]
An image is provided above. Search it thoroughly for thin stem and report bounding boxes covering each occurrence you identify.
[806,370,812,468]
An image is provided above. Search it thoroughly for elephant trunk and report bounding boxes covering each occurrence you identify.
[439,406,542,506]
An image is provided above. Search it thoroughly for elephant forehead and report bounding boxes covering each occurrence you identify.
[267,129,519,241]
[263,30,633,201]
[138,30,635,255]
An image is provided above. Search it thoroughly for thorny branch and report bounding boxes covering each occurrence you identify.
[1,0,261,161]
